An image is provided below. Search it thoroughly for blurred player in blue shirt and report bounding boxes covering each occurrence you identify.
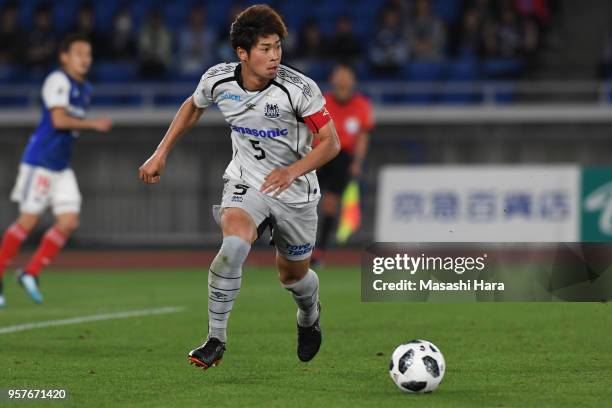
[0,34,112,307]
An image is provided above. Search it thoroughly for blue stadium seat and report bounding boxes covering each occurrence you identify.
[404,61,446,81]
[163,3,189,31]
[434,0,466,24]
[494,85,517,104]
[154,94,190,106]
[0,95,29,107]
[94,0,120,33]
[403,61,446,105]
[440,61,482,104]
[92,94,143,107]
[51,0,80,32]
[446,60,480,81]
[306,61,334,82]
[482,58,524,79]
[0,64,23,83]
[93,62,138,83]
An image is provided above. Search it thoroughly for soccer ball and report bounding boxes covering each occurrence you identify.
[388,339,445,393]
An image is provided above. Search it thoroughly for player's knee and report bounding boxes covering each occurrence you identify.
[16,214,39,233]
[56,216,79,234]
[277,257,309,285]
[322,194,339,215]
[214,236,252,271]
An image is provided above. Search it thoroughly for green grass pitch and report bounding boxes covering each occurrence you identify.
[0,267,610,407]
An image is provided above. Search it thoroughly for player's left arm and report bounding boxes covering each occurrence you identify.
[261,119,340,196]
[350,130,370,178]
[351,99,375,178]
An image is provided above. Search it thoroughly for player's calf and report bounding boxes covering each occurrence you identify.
[206,235,251,342]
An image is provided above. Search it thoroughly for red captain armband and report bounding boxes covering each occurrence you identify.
[303,106,332,134]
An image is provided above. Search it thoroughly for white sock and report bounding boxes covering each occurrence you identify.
[207,236,250,342]
[283,269,320,327]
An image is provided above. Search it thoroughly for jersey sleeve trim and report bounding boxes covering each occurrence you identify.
[211,76,238,100]
[41,71,71,109]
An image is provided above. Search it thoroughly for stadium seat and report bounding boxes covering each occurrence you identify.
[0,64,23,83]
[163,3,189,31]
[403,61,446,105]
[437,60,482,104]
[154,94,190,107]
[92,94,143,107]
[446,60,480,81]
[0,94,29,107]
[93,62,138,83]
[306,61,335,82]
[434,0,466,24]
[52,0,80,32]
[482,58,524,79]
[494,85,517,104]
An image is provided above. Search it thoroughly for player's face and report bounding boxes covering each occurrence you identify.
[61,41,93,78]
[245,34,282,79]
[331,67,356,102]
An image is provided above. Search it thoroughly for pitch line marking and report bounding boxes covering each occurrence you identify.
[0,306,185,335]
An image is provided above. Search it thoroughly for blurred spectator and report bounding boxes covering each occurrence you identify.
[138,10,173,79]
[483,4,538,59]
[406,0,446,61]
[74,4,104,53]
[515,0,550,28]
[104,8,137,60]
[217,4,244,63]
[25,4,57,73]
[177,5,215,76]
[379,0,411,23]
[0,2,25,65]
[368,7,408,75]
[470,0,495,21]
[296,18,328,61]
[455,7,485,59]
[329,15,362,63]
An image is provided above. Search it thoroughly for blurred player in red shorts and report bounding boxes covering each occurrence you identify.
[312,64,374,265]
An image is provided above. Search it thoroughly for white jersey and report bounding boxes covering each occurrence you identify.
[193,62,326,205]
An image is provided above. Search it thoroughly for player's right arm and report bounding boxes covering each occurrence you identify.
[50,108,112,132]
[138,96,205,184]
[139,67,217,184]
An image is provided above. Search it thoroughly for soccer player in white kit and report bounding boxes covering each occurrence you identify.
[139,5,340,369]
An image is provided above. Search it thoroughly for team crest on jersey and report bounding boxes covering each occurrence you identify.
[264,102,280,119]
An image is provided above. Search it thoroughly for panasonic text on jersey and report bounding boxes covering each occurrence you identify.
[230,125,289,138]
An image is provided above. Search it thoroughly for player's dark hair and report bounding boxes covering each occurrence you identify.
[333,62,356,74]
[58,33,91,55]
[230,4,288,54]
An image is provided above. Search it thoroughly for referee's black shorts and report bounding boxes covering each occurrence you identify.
[317,150,352,195]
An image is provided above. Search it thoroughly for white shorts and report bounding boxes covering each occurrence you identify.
[10,164,82,215]
[213,178,319,261]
